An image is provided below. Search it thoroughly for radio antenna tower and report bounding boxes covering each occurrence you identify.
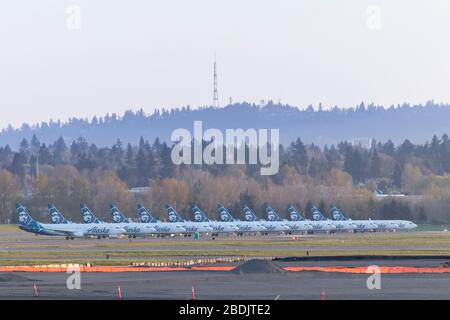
[213,54,219,107]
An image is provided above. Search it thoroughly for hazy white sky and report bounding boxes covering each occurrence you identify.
[1,0,449,129]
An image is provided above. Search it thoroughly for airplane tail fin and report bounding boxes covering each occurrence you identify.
[80,203,100,224]
[287,204,305,221]
[310,206,326,221]
[137,204,158,223]
[331,205,347,220]
[110,204,129,223]
[165,204,184,222]
[16,203,36,227]
[217,204,235,222]
[264,203,282,221]
[48,204,70,224]
[191,204,210,222]
[242,205,259,221]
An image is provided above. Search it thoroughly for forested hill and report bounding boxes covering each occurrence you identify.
[2,101,450,148]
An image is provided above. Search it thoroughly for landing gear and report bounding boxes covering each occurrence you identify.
[66,236,70,240]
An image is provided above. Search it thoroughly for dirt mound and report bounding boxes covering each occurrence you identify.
[0,273,33,283]
[232,259,285,275]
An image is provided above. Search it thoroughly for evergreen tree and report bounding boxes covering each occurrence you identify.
[9,152,27,182]
[369,150,381,178]
[19,138,29,154]
[160,143,175,178]
[136,147,148,186]
[53,136,68,164]
[392,162,403,189]
[289,138,308,174]
[30,135,40,153]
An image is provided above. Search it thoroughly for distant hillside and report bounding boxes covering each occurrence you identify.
[2,101,450,148]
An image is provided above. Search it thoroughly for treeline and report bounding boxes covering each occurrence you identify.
[0,133,450,224]
[2,101,450,147]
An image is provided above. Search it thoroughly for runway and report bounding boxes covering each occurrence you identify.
[1,227,449,299]
[1,270,449,300]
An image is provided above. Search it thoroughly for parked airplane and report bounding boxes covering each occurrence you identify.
[191,204,239,234]
[136,204,187,235]
[331,205,417,231]
[16,204,125,240]
[310,206,357,232]
[108,204,158,238]
[217,204,267,233]
[242,205,291,233]
[79,203,150,238]
[165,204,214,234]
[330,205,379,232]
[263,203,313,233]
[287,204,337,232]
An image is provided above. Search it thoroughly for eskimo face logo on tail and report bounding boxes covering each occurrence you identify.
[112,211,122,223]
[18,211,31,225]
[193,210,203,222]
[290,211,300,221]
[219,210,230,221]
[312,209,322,220]
[267,210,276,221]
[332,210,342,220]
[83,210,93,223]
[140,212,150,223]
[168,210,178,222]
[244,209,253,221]
[51,212,62,223]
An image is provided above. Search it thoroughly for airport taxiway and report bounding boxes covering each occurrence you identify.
[0,271,449,300]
